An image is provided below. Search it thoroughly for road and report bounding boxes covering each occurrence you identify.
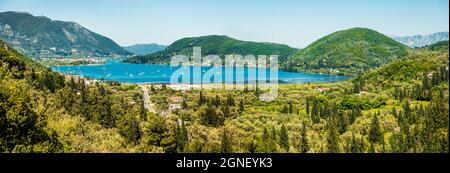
[140,85,156,114]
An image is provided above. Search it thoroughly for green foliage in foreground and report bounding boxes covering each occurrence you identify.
[1,39,449,153]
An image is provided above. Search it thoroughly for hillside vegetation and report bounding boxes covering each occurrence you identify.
[1,40,160,152]
[1,32,448,153]
[141,49,447,153]
[284,28,410,76]
[0,11,131,58]
[124,35,297,65]
[421,40,449,51]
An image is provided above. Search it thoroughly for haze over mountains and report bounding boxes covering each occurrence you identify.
[0,11,131,59]
[393,32,449,48]
[122,43,167,55]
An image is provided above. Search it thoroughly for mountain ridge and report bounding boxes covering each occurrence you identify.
[122,43,167,55]
[284,27,410,76]
[393,31,449,48]
[0,11,132,59]
[123,35,298,65]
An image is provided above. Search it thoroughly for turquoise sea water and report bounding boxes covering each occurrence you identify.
[51,61,350,84]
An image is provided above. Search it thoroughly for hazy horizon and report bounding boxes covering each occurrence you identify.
[1,0,448,48]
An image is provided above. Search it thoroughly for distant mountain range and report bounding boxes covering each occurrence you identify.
[0,11,132,58]
[122,43,167,55]
[393,32,449,48]
[284,28,410,75]
[124,35,298,64]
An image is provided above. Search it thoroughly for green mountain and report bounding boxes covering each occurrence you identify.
[359,51,448,88]
[422,40,449,51]
[123,43,167,55]
[0,11,132,58]
[123,35,298,64]
[1,39,148,152]
[284,28,410,76]
[1,39,66,152]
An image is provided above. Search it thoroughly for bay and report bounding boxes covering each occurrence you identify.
[51,61,350,84]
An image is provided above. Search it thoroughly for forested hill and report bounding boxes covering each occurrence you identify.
[1,39,65,152]
[0,11,132,58]
[1,39,158,153]
[284,28,410,76]
[421,40,449,51]
[122,43,167,55]
[123,35,298,64]
[1,37,449,153]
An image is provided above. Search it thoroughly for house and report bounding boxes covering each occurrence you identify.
[169,96,183,103]
[63,74,73,81]
[317,87,330,93]
[355,91,369,96]
[169,84,192,91]
[169,104,182,110]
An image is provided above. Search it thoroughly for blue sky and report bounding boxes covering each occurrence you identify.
[0,0,448,48]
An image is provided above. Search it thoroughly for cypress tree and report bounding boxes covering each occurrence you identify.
[281,104,289,113]
[271,126,277,141]
[311,98,319,124]
[350,133,360,153]
[288,100,293,114]
[248,140,257,153]
[239,100,244,113]
[327,120,339,153]
[221,128,232,153]
[279,125,290,152]
[262,127,270,141]
[299,121,309,153]
[306,97,310,115]
[369,113,382,145]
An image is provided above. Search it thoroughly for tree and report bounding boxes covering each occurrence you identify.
[279,125,290,151]
[213,95,221,106]
[288,100,293,114]
[0,81,62,153]
[175,120,188,152]
[150,84,155,92]
[369,113,382,145]
[311,98,320,124]
[248,139,257,153]
[262,127,270,141]
[306,97,310,115]
[299,121,309,153]
[239,100,244,113]
[161,128,177,153]
[144,113,167,146]
[281,104,289,113]
[221,128,232,153]
[181,99,188,109]
[198,91,206,106]
[117,113,141,145]
[350,133,360,153]
[327,120,339,153]
[226,94,235,106]
[422,72,430,91]
[271,126,277,141]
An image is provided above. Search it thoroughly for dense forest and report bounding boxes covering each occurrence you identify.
[123,35,298,65]
[1,35,449,153]
[284,28,410,76]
